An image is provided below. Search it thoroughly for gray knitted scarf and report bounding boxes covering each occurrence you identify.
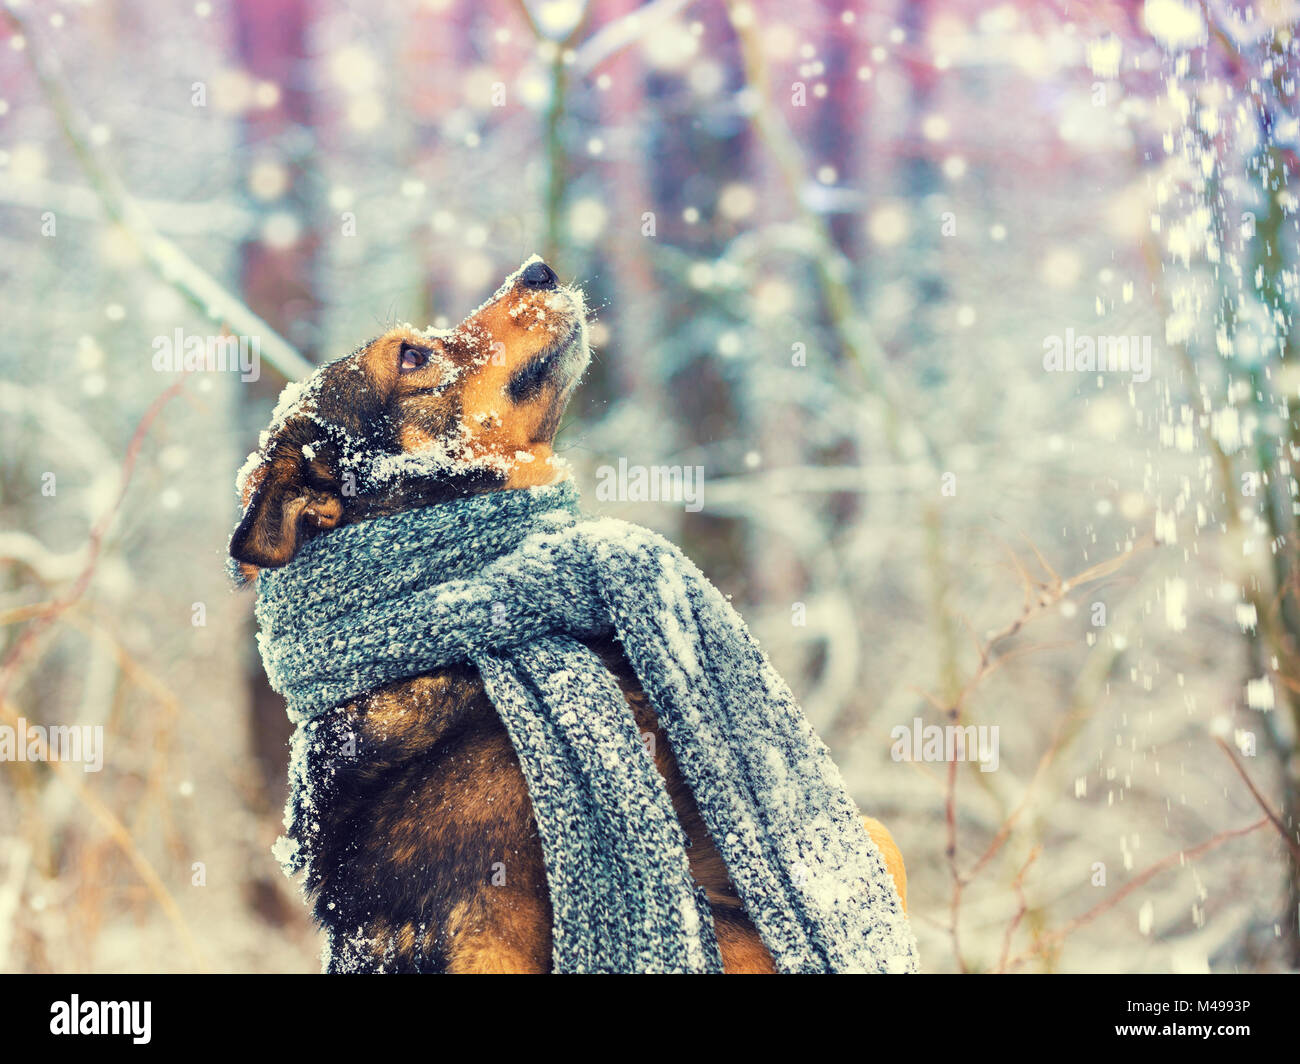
[253,479,919,973]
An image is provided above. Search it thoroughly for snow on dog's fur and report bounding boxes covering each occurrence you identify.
[230,259,905,973]
[230,256,588,579]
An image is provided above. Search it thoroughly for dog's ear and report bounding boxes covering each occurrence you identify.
[229,447,343,570]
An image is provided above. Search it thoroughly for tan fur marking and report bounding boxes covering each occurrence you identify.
[716,915,778,974]
[445,893,551,974]
[863,815,908,913]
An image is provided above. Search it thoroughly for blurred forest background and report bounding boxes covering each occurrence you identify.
[1,0,1298,973]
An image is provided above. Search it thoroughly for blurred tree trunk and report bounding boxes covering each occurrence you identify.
[898,0,946,369]
[599,0,668,410]
[818,13,866,261]
[408,0,476,323]
[233,0,320,923]
[1242,32,1300,967]
[1192,20,1300,968]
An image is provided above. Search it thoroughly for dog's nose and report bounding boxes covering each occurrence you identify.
[520,260,558,290]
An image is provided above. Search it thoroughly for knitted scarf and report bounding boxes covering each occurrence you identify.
[252,479,919,974]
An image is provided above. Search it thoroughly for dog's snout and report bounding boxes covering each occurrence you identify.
[520,261,558,290]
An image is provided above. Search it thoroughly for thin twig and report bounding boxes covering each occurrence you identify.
[4,8,312,381]
[0,699,206,970]
[996,845,1041,973]
[0,378,186,710]
[1215,737,1300,862]
[1004,819,1269,971]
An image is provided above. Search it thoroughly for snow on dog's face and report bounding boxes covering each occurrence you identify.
[229,257,590,578]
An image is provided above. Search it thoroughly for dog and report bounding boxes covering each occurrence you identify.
[230,258,906,973]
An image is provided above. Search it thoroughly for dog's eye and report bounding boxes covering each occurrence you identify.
[399,343,432,373]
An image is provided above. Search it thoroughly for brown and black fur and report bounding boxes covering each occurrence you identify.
[231,262,903,973]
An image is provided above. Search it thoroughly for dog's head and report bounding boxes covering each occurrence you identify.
[229,257,590,580]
